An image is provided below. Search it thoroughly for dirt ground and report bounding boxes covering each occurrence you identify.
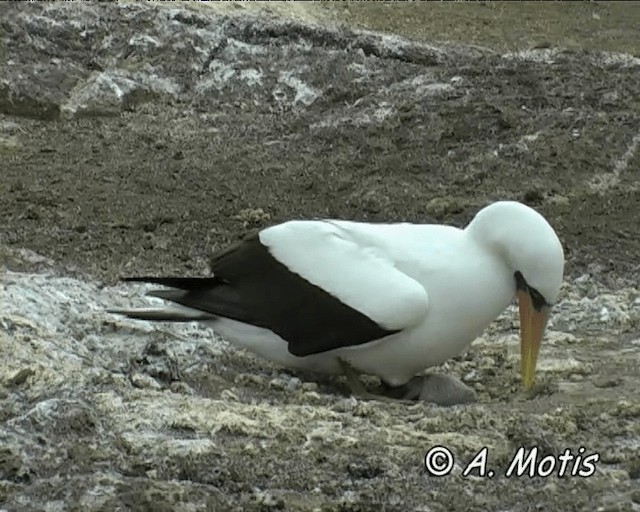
[1,3,639,511]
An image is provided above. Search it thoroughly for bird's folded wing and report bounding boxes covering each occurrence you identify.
[259,220,430,333]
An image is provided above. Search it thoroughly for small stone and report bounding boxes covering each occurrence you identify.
[130,373,162,390]
[425,197,464,219]
[254,490,285,509]
[547,194,570,207]
[0,136,20,151]
[388,493,402,506]
[339,490,360,505]
[301,382,319,392]
[0,120,22,132]
[574,274,591,284]
[235,373,265,387]
[286,377,301,392]
[595,503,633,512]
[419,374,477,406]
[628,458,640,480]
[522,188,545,205]
[6,368,35,387]
[601,91,619,104]
[268,378,286,390]
[220,389,240,402]
[612,400,640,418]
[593,376,621,388]
[333,398,357,412]
[603,469,631,484]
[303,391,323,402]
[243,442,258,454]
[169,381,193,395]
[463,370,479,382]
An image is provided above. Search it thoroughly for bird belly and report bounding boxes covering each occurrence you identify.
[204,318,343,374]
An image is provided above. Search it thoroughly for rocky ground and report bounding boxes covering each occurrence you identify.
[1,3,639,511]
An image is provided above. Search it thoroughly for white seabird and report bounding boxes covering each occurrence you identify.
[110,201,564,402]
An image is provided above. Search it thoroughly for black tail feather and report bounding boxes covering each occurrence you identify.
[122,277,220,290]
[107,307,216,322]
[146,288,192,303]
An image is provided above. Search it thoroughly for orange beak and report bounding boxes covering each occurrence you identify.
[518,290,550,389]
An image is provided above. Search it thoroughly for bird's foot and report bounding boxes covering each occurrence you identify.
[337,358,414,404]
[384,374,477,406]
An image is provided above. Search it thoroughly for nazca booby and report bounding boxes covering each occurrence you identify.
[110,201,564,402]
